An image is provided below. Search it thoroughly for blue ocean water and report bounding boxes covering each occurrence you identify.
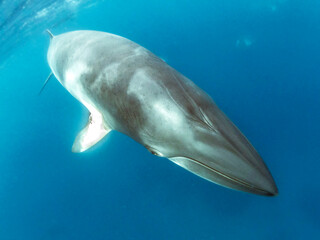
[0,0,319,239]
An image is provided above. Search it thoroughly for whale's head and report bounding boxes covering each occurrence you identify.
[167,112,278,196]
[145,97,278,196]
[169,131,278,196]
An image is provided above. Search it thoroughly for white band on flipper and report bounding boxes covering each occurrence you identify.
[72,112,111,153]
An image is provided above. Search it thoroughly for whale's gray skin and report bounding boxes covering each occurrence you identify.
[47,30,278,196]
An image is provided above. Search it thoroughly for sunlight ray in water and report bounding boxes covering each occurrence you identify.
[0,0,102,64]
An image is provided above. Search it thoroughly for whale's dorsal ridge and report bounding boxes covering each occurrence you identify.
[46,29,54,40]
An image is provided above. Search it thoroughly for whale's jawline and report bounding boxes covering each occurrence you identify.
[169,156,278,196]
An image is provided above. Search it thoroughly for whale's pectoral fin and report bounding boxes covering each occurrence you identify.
[72,114,111,153]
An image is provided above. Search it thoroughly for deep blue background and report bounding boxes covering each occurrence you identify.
[0,0,319,239]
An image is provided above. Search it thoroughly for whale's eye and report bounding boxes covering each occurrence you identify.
[151,150,159,156]
[145,145,163,157]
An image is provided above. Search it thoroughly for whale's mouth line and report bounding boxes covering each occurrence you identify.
[183,156,276,196]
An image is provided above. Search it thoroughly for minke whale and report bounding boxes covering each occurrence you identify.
[46,30,278,196]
